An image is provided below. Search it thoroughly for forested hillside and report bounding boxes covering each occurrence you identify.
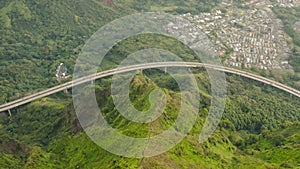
[0,73,299,168]
[0,0,299,168]
[0,0,132,103]
[0,0,220,104]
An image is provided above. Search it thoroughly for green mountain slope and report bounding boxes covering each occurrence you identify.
[1,73,299,168]
[0,0,300,168]
[0,0,131,103]
[0,0,221,104]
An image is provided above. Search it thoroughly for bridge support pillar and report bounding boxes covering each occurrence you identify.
[164,67,167,74]
[8,109,11,117]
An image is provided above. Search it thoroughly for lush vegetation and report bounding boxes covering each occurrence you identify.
[0,0,300,168]
[0,72,299,168]
[0,0,221,104]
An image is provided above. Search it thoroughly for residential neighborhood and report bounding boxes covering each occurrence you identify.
[175,0,295,70]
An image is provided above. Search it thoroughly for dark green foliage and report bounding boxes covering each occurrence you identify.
[0,0,220,104]
[0,0,131,104]
[224,75,300,133]
[0,0,299,168]
[1,72,299,168]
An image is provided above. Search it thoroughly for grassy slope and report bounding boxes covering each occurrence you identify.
[0,0,300,168]
[0,73,299,168]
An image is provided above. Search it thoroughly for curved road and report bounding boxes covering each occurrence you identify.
[1,62,299,112]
